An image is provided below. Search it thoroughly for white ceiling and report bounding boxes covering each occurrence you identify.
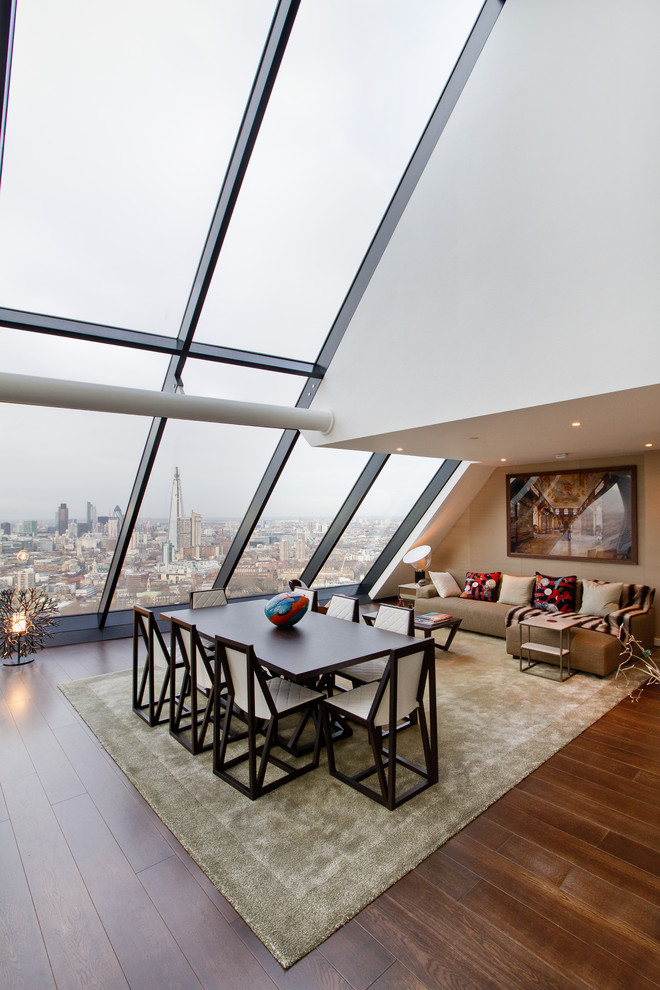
[322,384,659,467]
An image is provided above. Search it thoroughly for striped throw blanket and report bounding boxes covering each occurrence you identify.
[505,584,655,639]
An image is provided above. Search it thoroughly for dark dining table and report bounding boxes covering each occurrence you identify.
[160,598,428,682]
[160,598,437,755]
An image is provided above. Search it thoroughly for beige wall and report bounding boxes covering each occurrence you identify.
[430,452,660,639]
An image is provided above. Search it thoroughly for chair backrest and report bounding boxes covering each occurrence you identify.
[171,617,213,691]
[289,580,318,612]
[215,638,273,721]
[133,606,169,669]
[371,640,434,728]
[374,603,414,636]
[190,588,227,609]
[326,595,359,622]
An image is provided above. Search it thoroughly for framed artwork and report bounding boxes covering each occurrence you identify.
[507,466,637,564]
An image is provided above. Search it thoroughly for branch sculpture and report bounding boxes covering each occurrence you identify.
[0,587,59,664]
[616,625,660,702]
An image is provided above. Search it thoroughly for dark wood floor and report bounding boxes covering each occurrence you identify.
[1,638,659,990]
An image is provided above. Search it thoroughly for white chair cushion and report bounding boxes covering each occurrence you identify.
[338,657,387,683]
[267,677,323,713]
[325,681,380,722]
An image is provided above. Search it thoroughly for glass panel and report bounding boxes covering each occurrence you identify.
[196,0,483,360]
[0,328,170,386]
[0,405,155,616]
[227,442,370,598]
[0,0,276,332]
[321,455,445,587]
[108,363,303,611]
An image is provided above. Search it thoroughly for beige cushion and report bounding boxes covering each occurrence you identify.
[499,574,535,607]
[428,571,462,598]
[579,580,623,617]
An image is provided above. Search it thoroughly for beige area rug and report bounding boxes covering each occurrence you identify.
[59,632,644,968]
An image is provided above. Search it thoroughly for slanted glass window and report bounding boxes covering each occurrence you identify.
[321,455,445,587]
[0,0,276,332]
[107,363,303,611]
[227,442,370,598]
[195,0,484,360]
[0,404,154,616]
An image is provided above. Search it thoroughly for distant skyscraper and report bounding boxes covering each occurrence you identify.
[87,501,97,531]
[167,467,184,551]
[191,511,202,548]
[177,516,192,550]
[57,503,68,535]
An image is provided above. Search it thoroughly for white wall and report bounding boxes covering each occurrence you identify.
[309,0,660,447]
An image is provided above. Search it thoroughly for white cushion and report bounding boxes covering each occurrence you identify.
[579,580,623,617]
[428,571,461,598]
[499,574,535,607]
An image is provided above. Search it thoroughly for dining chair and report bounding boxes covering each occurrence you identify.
[321,638,437,810]
[337,603,414,687]
[190,588,228,608]
[169,616,219,755]
[132,606,173,726]
[288,579,318,612]
[325,595,359,622]
[213,636,323,800]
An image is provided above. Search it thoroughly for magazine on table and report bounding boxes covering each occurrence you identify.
[416,611,453,626]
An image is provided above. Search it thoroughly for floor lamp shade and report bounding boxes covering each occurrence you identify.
[402,544,432,582]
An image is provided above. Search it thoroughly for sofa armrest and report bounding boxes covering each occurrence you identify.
[623,606,656,651]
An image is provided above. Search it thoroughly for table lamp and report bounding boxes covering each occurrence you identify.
[402,544,432,583]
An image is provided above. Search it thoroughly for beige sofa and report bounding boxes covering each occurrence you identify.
[412,568,655,677]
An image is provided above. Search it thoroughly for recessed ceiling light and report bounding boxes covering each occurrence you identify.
[469,436,479,440]
[500,458,507,462]
[396,447,403,452]
[645,442,653,448]
[571,421,581,427]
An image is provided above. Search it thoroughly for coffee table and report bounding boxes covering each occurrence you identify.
[361,606,461,652]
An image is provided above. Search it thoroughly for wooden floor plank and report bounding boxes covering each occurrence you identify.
[7,696,86,806]
[560,866,660,942]
[138,854,279,990]
[0,818,56,990]
[229,916,355,990]
[4,773,129,990]
[381,871,588,990]
[561,732,660,776]
[317,916,396,990]
[54,792,203,990]
[441,832,660,986]
[54,720,177,874]
[459,878,658,990]
[516,775,660,849]
[520,763,660,829]
[483,790,660,905]
[545,751,660,807]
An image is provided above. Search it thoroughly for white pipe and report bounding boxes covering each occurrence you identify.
[0,372,334,435]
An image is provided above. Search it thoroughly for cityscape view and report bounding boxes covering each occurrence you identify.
[0,468,399,616]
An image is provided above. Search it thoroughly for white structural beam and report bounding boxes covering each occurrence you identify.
[0,372,334,434]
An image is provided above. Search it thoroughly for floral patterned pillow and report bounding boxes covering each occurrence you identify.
[461,571,501,602]
[532,572,577,613]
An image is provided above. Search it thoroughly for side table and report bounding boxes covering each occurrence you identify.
[397,583,418,608]
[519,614,575,682]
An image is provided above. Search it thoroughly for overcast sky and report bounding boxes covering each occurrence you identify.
[0,0,479,521]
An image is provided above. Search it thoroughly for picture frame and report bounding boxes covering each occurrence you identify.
[507,466,637,564]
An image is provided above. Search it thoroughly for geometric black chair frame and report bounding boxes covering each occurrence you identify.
[169,617,218,755]
[213,636,323,800]
[322,638,438,810]
[132,606,174,727]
